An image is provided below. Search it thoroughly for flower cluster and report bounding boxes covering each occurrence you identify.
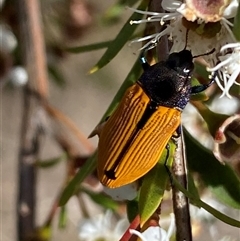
[78,210,128,241]
[130,0,240,98]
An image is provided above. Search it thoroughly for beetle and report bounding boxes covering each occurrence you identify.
[91,48,215,188]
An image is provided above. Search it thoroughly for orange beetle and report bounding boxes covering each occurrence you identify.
[92,49,215,188]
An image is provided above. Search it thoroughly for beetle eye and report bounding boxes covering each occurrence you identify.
[183,68,190,73]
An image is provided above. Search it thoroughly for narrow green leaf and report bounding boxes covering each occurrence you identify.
[58,206,67,229]
[171,173,240,227]
[59,52,142,206]
[198,200,240,227]
[233,1,240,40]
[89,0,148,73]
[36,153,67,168]
[139,141,176,226]
[187,172,201,207]
[66,40,112,53]
[48,65,66,87]
[102,0,140,23]
[194,61,209,80]
[81,187,118,210]
[59,152,97,206]
[99,54,142,122]
[184,129,240,209]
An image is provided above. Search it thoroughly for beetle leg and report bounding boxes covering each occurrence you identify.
[171,125,181,139]
[191,71,216,94]
[165,143,170,160]
[163,144,174,184]
[88,116,110,138]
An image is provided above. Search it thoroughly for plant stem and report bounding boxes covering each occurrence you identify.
[172,132,193,241]
[16,0,48,239]
[149,0,169,61]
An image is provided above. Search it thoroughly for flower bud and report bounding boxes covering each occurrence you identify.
[178,0,232,22]
[213,114,240,165]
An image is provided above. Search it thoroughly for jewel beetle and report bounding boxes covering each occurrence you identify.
[92,47,215,188]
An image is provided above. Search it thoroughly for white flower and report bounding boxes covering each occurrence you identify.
[129,0,239,97]
[190,195,240,241]
[207,42,240,98]
[78,210,128,241]
[190,198,226,224]
[130,227,169,241]
[0,24,17,52]
[177,0,239,22]
[130,0,237,55]
[213,114,240,164]
[8,66,28,86]
[182,104,214,149]
[129,213,175,241]
[210,94,239,115]
[103,182,138,201]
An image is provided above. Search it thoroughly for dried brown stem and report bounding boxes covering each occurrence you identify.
[44,103,95,154]
[16,0,49,240]
[17,0,49,98]
[172,133,192,241]
[149,0,169,61]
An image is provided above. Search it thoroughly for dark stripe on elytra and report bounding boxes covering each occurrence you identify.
[106,94,143,163]
[122,109,169,175]
[104,100,159,180]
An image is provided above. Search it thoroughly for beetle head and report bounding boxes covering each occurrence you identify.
[139,49,195,110]
[166,49,194,76]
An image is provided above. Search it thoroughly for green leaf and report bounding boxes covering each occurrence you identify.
[233,1,240,40]
[139,141,176,226]
[59,50,142,206]
[99,53,142,122]
[184,129,240,209]
[81,187,118,210]
[36,153,67,168]
[194,61,209,79]
[89,0,148,73]
[127,199,139,222]
[59,152,97,206]
[58,206,67,229]
[102,0,140,24]
[66,40,112,53]
[187,172,201,207]
[48,65,66,87]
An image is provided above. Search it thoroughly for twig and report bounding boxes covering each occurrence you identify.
[172,132,192,241]
[17,0,49,98]
[17,0,49,240]
[44,103,95,154]
[149,0,169,61]
[146,2,192,237]
[17,90,40,241]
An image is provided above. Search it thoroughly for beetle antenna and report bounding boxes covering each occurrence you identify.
[193,48,215,58]
[184,29,189,50]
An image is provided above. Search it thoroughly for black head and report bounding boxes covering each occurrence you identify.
[166,50,194,75]
[139,49,195,110]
